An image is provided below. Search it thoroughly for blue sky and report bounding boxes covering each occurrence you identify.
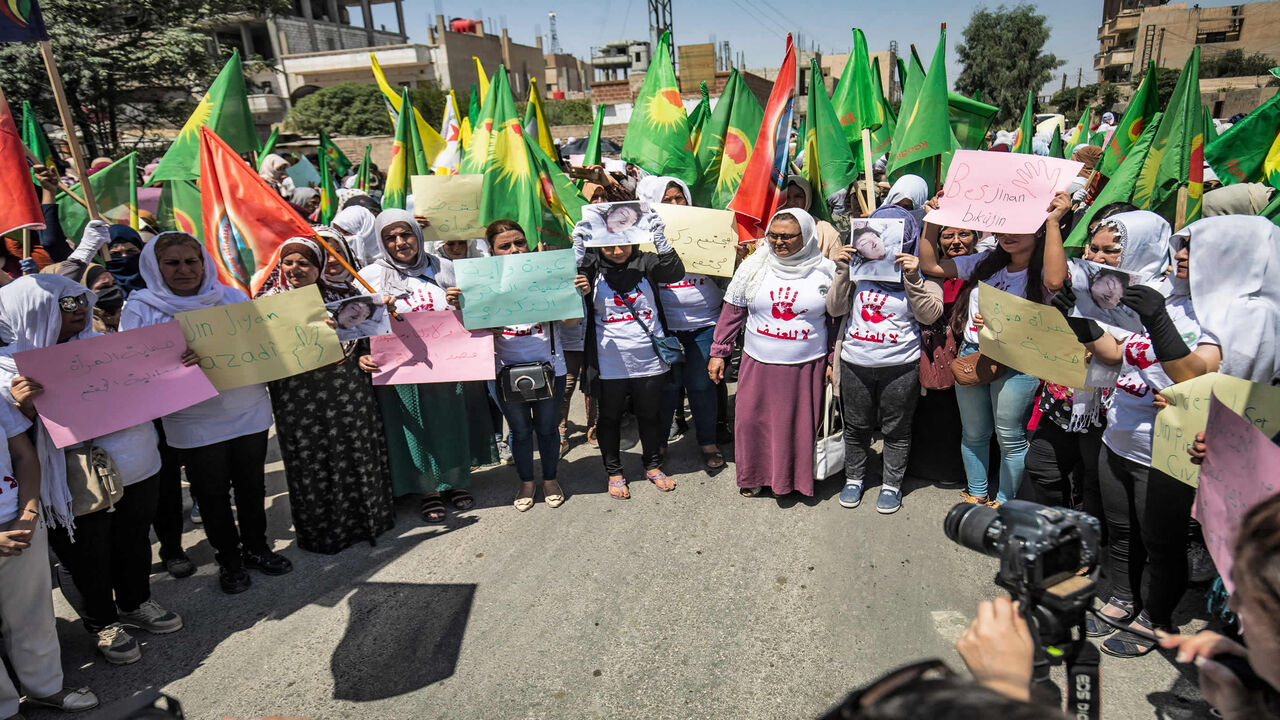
[369,0,1245,95]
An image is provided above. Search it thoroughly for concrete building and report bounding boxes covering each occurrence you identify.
[1096,0,1280,81]
[544,52,589,97]
[424,15,546,99]
[820,52,897,100]
[589,41,651,82]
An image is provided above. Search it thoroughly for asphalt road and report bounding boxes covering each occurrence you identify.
[28,389,1219,719]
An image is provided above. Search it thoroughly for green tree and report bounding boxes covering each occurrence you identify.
[514,99,593,126]
[0,0,285,158]
[955,4,1065,125]
[1200,49,1277,79]
[286,83,393,136]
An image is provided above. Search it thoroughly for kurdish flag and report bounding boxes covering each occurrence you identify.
[319,147,337,225]
[318,130,352,176]
[1098,61,1158,177]
[1012,90,1034,154]
[0,86,42,236]
[150,50,258,183]
[1133,48,1203,227]
[886,30,950,176]
[527,133,587,248]
[689,81,711,154]
[156,179,203,239]
[524,77,557,159]
[869,61,896,158]
[694,68,764,209]
[1066,112,1163,247]
[830,28,881,151]
[0,0,47,42]
[476,70,542,248]
[370,53,446,167]
[582,103,606,168]
[1205,90,1280,188]
[621,31,696,185]
[58,153,138,241]
[802,57,858,221]
[473,57,490,108]
[198,126,313,296]
[462,82,480,150]
[460,74,501,175]
[948,92,998,151]
[383,86,425,210]
[727,33,796,240]
[356,144,372,191]
[1064,107,1092,154]
[20,100,57,172]
[1048,125,1064,159]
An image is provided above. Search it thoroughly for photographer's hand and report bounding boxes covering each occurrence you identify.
[1157,630,1264,719]
[956,597,1034,701]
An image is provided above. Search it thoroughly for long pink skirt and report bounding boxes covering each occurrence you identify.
[733,354,826,496]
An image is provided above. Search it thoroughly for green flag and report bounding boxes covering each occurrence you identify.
[1205,90,1280,187]
[477,70,543,248]
[1203,106,1218,144]
[582,104,606,168]
[526,132,588,248]
[1134,47,1204,227]
[319,148,338,225]
[356,145,372,192]
[383,87,423,209]
[1048,125,1063,159]
[257,127,279,169]
[869,60,896,158]
[155,179,204,238]
[1088,129,1107,147]
[620,31,696,184]
[1260,186,1280,225]
[461,75,502,175]
[887,29,951,176]
[150,50,258,183]
[1013,91,1034,154]
[524,77,557,159]
[688,81,710,153]
[59,154,138,241]
[1066,113,1163,247]
[948,91,999,151]
[693,68,764,209]
[318,130,353,176]
[20,100,58,173]
[1098,62,1158,177]
[830,28,881,152]
[1065,107,1092,153]
[803,57,858,221]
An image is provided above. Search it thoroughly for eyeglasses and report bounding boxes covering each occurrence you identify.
[824,659,953,717]
[766,232,802,242]
[58,294,88,313]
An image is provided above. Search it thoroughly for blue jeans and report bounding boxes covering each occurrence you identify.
[659,325,719,447]
[497,375,567,483]
[953,353,1039,503]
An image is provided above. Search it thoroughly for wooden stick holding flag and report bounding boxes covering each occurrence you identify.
[21,142,89,209]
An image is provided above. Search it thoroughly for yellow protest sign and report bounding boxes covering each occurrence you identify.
[411,174,483,241]
[640,204,738,278]
[176,286,342,391]
[1153,372,1280,487]
[977,282,1089,389]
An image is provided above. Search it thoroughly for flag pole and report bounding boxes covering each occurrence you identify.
[1175,186,1188,232]
[307,231,404,322]
[21,229,31,261]
[38,40,99,219]
[860,128,875,214]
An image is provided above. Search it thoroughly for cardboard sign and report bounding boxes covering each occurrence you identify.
[924,150,1083,233]
[454,249,583,330]
[977,282,1089,389]
[13,322,218,448]
[370,310,496,385]
[176,286,343,391]
[638,204,738,278]
[1193,395,1280,594]
[1153,372,1280,487]
[411,174,483,241]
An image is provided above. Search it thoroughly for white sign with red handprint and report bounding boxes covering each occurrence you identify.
[924,150,1083,234]
[744,275,830,365]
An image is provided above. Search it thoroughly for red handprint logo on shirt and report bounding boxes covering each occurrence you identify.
[612,290,642,307]
[1,476,15,493]
[859,291,896,324]
[1124,338,1157,370]
[770,287,807,321]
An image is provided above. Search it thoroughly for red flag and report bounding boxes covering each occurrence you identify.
[727,34,796,242]
[199,126,312,295]
[0,86,43,236]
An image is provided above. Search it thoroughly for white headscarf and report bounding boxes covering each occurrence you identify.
[0,275,100,535]
[1176,216,1280,384]
[725,208,835,307]
[880,175,929,222]
[424,238,490,260]
[371,208,450,297]
[127,233,242,319]
[636,175,691,206]
[333,205,379,268]
[1095,210,1174,284]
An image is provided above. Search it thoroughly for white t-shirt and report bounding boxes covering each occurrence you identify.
[954,251,1032,346]
[593,276,668,380]
[743,266,831,365]
[840,282,922,367]
[558,319,585,352]
[0,402,32,527]
[1104,295,1218,467]
[495,322,567,377]
[85,421,162,487]
[356,271,450,314]
[658,273,724,331]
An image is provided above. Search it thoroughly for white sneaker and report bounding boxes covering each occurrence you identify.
[95,623,141,665]
[118,599,184,634]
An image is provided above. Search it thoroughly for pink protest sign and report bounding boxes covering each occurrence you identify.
[1193,394,1280,594]
[923,150,1084,233]
[13,322,218,448]
[370,310,495,385]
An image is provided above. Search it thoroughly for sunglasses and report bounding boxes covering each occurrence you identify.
[766,232,802,242]
[58,294,88,313]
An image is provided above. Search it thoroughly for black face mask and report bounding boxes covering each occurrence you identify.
[104,253,144,295]
[94,284,125,313]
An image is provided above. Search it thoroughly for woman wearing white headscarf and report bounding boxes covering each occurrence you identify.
[120,233,290,595]
[356,209,496,523]
[708,208,837,498]
[258,153,294,198]
[2,275,183,666]
[880,174,930,223]
[332,205,380,268]
[636,176,728,470]
[778,175,843,261]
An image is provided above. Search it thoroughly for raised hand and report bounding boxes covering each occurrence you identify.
[770,287,806,321]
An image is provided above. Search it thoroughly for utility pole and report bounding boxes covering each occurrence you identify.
[1074,67,1082,114]
[649,0,673,63]
[548,11,560,54]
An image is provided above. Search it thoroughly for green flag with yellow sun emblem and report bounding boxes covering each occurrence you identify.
[477,69,543,248]
[382,86,423,210]
[150,50,258,183]
[621,31,696,185]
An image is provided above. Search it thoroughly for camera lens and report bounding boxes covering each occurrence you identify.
[944,503,1000,556]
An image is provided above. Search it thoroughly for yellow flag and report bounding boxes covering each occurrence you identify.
[473,57,490,108]
[525,78,557,158]
[369,54,446,164]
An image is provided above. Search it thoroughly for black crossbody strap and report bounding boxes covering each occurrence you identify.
[617,290,659,341]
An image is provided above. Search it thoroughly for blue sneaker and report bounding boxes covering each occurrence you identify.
[876,487,902,514]
[838,483,864,508]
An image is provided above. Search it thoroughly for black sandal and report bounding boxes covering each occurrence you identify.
[1085,597,1134,637]
[703,450,726,470]
[739,486,764,497]
[420,496,447,524]
[1100,611,1158,658]
[445,489,475,511]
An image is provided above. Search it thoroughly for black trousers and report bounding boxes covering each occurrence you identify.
[179,430,270,570]
[1025,421,1105,532]
[49,474,159,632]
[596,373,669,476]
[1097,445,1195,628]
[151,421,186,561]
